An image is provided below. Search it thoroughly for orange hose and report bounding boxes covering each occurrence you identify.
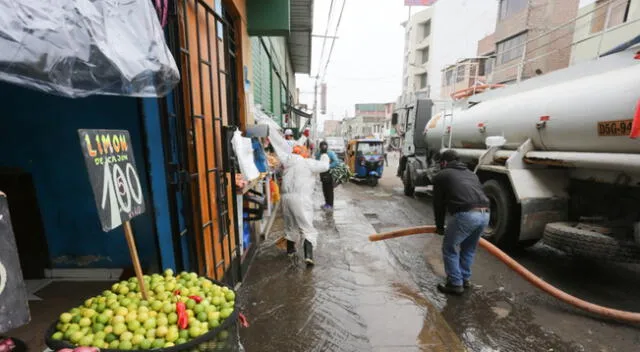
[369,225,640,324]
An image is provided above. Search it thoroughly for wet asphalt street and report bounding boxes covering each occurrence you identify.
[239,155,640,352]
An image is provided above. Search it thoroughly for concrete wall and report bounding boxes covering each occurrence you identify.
[0,82,159,270]
[571,0,640,65]
[477,33,496,56]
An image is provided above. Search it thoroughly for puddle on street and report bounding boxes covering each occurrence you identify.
[239,189,465,351]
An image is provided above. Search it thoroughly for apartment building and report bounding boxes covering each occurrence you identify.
[399,0,497,104]
[571,0,640,64]
[440,58,491,99]
[342,103,389,140]
[484,0,580,84]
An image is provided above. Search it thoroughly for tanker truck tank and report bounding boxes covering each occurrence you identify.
[424,60,640,154]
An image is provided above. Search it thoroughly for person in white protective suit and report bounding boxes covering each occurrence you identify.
[281,145,329,266]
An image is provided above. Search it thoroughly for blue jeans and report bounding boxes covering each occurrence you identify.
[442,210,490,286]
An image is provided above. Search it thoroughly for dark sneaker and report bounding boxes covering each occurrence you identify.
[286,240,296,255]
[303,240,314,266]
[463,280,471,289]
[437,282,464,295]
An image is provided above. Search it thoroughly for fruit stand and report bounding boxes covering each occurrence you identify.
[45,270,241,351]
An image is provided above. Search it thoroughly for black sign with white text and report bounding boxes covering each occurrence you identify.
[78,129,146,232]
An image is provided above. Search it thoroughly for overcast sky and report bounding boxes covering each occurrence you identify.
[295,0,412,128]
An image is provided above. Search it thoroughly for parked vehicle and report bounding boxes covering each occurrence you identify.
[345,138,385,187]
[325,137,346,159]
[395,46,640,262]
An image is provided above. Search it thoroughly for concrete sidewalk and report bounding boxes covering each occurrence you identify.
[237,186,465,351]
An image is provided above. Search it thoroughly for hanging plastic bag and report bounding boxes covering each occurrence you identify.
[252,138,269,173]
[231,130,260,181]
[0,0,179,98]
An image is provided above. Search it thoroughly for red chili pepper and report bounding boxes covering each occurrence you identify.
[176,302,188,330]
[238,312,250,328]
[173,289,181,296]
[188,295,203,303]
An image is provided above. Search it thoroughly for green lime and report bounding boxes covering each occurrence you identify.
[208,318,220,328]
[143,318,157,330]
[105,333,117,343]
[131,334,145,345]
[139,339,152,349]
[178,329,189,339]
[186,299,196,310]
[119,340,133,350]
[167,312,178,324]
[152,339,165,349]
[197,312,208,322]
[59,312,73,323]
[120,331,134,341]
[51,332,63,340]
[220,308,233,319]
[109,340,120,349]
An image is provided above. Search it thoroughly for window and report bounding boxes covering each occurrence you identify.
[445,69,453,86]
[499,0,528,20]
[591,0,630,33]
[483,57,494,76]
[420,47,430,63]
[496,33,526,65]
[420,20,431,40]
[456,65,466,82]
[469,63,478,79]
[417,73,428,89]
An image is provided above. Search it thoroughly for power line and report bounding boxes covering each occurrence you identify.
[320,0,347,82]
[316,0,336,77]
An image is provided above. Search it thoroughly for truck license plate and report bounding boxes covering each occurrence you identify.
[597,119,633,137]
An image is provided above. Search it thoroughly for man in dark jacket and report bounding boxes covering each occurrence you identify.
[432,149,490,295]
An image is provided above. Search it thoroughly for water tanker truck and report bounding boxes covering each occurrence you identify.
[395,46,640,261]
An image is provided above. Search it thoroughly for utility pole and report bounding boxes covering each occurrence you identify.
[311,75,319,142]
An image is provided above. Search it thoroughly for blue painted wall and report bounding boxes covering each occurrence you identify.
[0,82,159,269]
[141,97,176,271]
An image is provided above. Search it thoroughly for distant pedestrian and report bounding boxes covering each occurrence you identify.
[384,151,388,166]
[432,149,490,295]
[315,141,340,211]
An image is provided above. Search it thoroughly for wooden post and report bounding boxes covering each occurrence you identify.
[123,221,149,300]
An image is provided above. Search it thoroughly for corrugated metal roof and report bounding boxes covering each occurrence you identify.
[288,0,313,74]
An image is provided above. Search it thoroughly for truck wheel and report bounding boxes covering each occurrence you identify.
[543,222,640,263]
[403,168,415,197]
[482,179,519,249]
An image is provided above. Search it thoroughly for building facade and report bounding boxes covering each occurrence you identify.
[571,0,640,64]
[484,0,580,84]
[440,58,491,99]
[399,0,498,105]
[248,0,313,130]
[342,104,389,140]
[323,120,342,137]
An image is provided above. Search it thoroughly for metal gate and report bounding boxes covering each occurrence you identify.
[162,0,241,285]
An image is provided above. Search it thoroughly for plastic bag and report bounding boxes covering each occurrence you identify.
[252,138,268,173]
[0,0,179,98]
[231,131,260,181]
